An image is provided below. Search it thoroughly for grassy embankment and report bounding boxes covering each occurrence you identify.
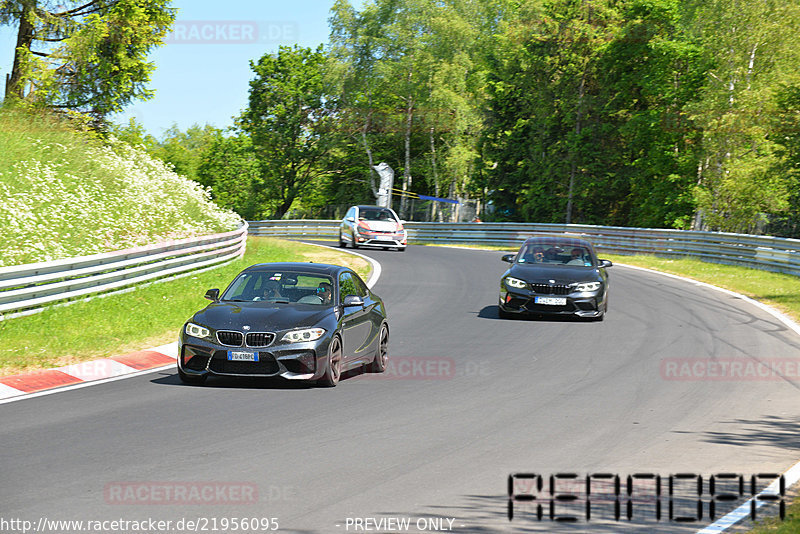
[0,108,368,375]
[0,107,240,267]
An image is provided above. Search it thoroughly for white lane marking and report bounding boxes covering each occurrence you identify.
[616,263,800,338]
[297,241,382,289]
[697,460,800,532]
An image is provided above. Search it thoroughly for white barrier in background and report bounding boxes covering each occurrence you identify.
[0,222,248,318]
[247,220,800,277]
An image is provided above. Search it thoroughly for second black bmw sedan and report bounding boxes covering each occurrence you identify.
[498,235,612,320]
[178,263,389,387]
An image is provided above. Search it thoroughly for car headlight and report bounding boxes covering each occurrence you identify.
[504,277,528,289]
[185,322,211,339]
[282,328,326,343]
[574,282,602,292]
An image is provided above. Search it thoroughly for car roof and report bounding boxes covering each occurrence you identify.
[522,235,596,248]
[242,262,348,276]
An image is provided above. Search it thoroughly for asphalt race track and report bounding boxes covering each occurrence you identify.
[2,244,800,533]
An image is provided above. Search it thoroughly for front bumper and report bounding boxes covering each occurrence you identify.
[178,333,330,381]
[354,231,407,248]
[499,287,605,317]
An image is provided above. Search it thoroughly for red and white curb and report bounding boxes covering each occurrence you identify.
[0,342,178,403]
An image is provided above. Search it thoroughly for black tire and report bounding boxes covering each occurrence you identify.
[318,336,342,387]
[368,323,389,373]
[397,246,406,252]
[178,366,206,385]
[351,233,359,249]
[338,233,346,248]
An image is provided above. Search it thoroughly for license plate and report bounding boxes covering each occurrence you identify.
[376,236,393,241]
[227,351,258,362]
[535,297,567,306]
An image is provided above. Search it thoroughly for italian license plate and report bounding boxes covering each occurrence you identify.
[535,297,567,306]
[228,351,258,362]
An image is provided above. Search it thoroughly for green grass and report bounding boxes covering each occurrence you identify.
[746,496,800,533]
[601,254,800,325]
[0,237,369,376]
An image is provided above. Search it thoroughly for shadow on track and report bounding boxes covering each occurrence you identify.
[477,305,602,323]
[151,369,368,390]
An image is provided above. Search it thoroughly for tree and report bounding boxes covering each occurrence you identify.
[197,132,266,221]
[1,0,175,123]
[239,45,337,219]
[328,0,499,219]
[687,0,800,232]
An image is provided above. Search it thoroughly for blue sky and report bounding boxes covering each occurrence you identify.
[0,0,339,137]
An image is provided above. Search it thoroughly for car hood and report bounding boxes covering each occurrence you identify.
[507,263,602,283]
[361,220,400,232]
[192,302,331,331]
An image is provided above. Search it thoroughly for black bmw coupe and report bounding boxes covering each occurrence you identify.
[178,263,389,387]
[498,235,612,320]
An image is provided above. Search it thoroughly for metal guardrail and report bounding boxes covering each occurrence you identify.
[0,222,248,318]
[247,219,800,277]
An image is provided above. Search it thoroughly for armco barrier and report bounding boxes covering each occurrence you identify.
[0,222,248,318]
[247,220,800,277]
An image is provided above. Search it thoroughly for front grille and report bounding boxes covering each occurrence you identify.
[217,331,244,346]
[209,355,279,375]
[530,284,571,295]
[246,332,275,347]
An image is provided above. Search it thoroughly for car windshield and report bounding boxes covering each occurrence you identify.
[516,242,594,267]
[359,209,396,222]
[221,271,334,305]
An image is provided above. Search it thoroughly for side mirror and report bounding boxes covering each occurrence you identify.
[204,288,220,301]
[598,259,613,268]
[501,254,515,263]
[342,295,364,307]
[346,216,355,223]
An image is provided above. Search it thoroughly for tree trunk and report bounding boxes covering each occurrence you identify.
[6,2,36,99]
[400,94,413,218]
[361,114,378,197]
[429,126,439,222]
[566,68,586,225]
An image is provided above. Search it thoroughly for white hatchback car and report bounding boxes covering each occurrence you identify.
[339,205,407,251]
